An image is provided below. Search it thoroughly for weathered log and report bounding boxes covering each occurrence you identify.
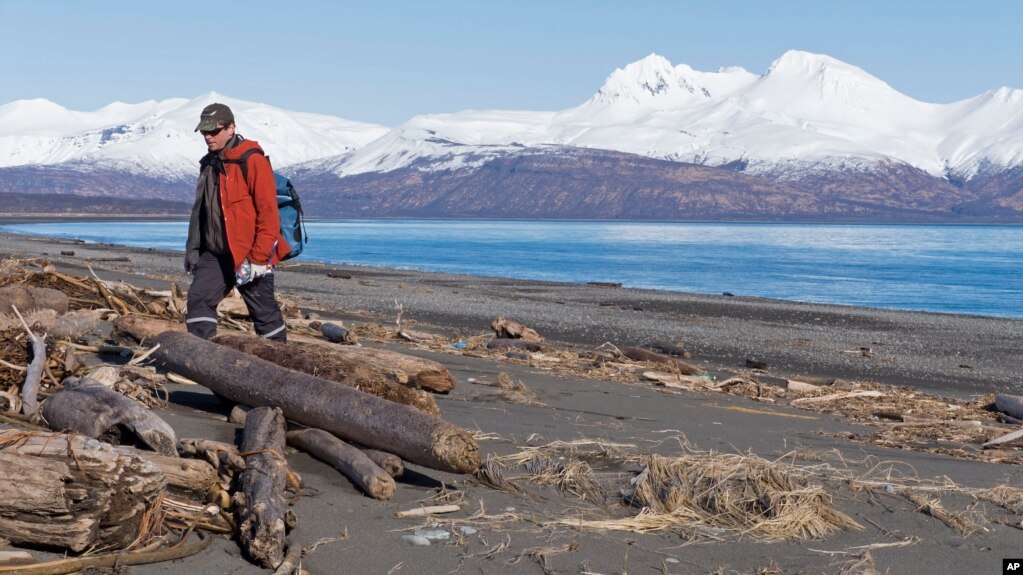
[648,341,691,358]
[487,338,544,352]
[786,380,821,393]
[50,309,106,340]
[995,394,1023,421]
[0,430,165,553]
[124,447,216,494]
[15,308,46,421]
[321,322,356,344]
[360,447,405,477]
[0,550,34,567]
[229,403,252,426]
[113,315,184,342]
[42,376,178,457]
[152,332,479,474]
[288,333,454,393]
[490,316,544,343]
[621,346,705,376]
[0,285,69,316]
[179,438,247,478]
[212,334,440,415]
[236,407,289,569]
[287,428,395,500]
[0,428,214,494]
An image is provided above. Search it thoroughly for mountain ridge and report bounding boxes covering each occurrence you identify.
[2,51,1023,221]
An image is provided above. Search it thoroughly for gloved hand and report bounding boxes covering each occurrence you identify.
[249,264,270,280]
[183,255,193,274]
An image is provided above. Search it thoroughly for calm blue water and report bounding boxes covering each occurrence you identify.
[2,220,1021,318]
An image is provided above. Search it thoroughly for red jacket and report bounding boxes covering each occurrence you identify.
[218,140,290,269]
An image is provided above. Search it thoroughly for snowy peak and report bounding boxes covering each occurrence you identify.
[0,94,391,178]
[592,53,756,107]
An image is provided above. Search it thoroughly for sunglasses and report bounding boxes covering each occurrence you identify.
[201,126,226,137]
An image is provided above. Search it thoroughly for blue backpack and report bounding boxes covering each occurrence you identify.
[227,149,307,261]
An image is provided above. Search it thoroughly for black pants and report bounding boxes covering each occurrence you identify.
[185,251,286,341]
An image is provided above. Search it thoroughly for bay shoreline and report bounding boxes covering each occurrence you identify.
[1,228,1018,398]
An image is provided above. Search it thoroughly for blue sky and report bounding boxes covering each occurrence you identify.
[2,0,1019,126]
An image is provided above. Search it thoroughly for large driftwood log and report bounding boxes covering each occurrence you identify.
[287,428,395,500]
[621,346,705,376]
[152,332,479,474]
[42,376,178,456]
[212,334,440,416]
[490,316,544,343]
[0,285,69,315]
[0,429,165,552]
[236,407,289,569]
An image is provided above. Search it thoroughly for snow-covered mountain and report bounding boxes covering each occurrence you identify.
[3,51,1023,220]
[325,50,1023,181]
[0,92,389,179]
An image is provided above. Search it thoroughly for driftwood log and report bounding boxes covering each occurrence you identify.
[113,315,184,342]
[42,376,178,456]
[648,341,691,358]
[0,285,69,315]
[152,332,479,473]
[236,406,289,569]
[361,447,405,477]
[995,394,1023,421]
[0,429,165,552]
[18,312,46,420]
[212,334,440,416]
[621,346,705,376]
[288,337,455,393]
[287,428,395,500]
[320,322,356,344]
[490,316,544,343]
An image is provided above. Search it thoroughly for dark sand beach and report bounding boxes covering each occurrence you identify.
[1,229,1021,575]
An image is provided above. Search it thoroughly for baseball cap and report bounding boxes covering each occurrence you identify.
[195,103,235,132]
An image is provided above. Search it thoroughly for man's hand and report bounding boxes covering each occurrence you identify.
[184,256,193,274]
[250,264,270,280]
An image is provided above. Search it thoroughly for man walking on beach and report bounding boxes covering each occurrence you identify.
[184,103,290,342]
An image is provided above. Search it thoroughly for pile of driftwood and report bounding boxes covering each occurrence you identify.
[0,258,478,573]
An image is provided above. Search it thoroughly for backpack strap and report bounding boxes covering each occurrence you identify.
[222,148,269,184]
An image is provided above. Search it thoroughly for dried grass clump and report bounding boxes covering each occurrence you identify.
[633,453,861,540]
[549,451,861,541]
[976,484,1023,514]
[497,372,542,406]
[349,322,397,341]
